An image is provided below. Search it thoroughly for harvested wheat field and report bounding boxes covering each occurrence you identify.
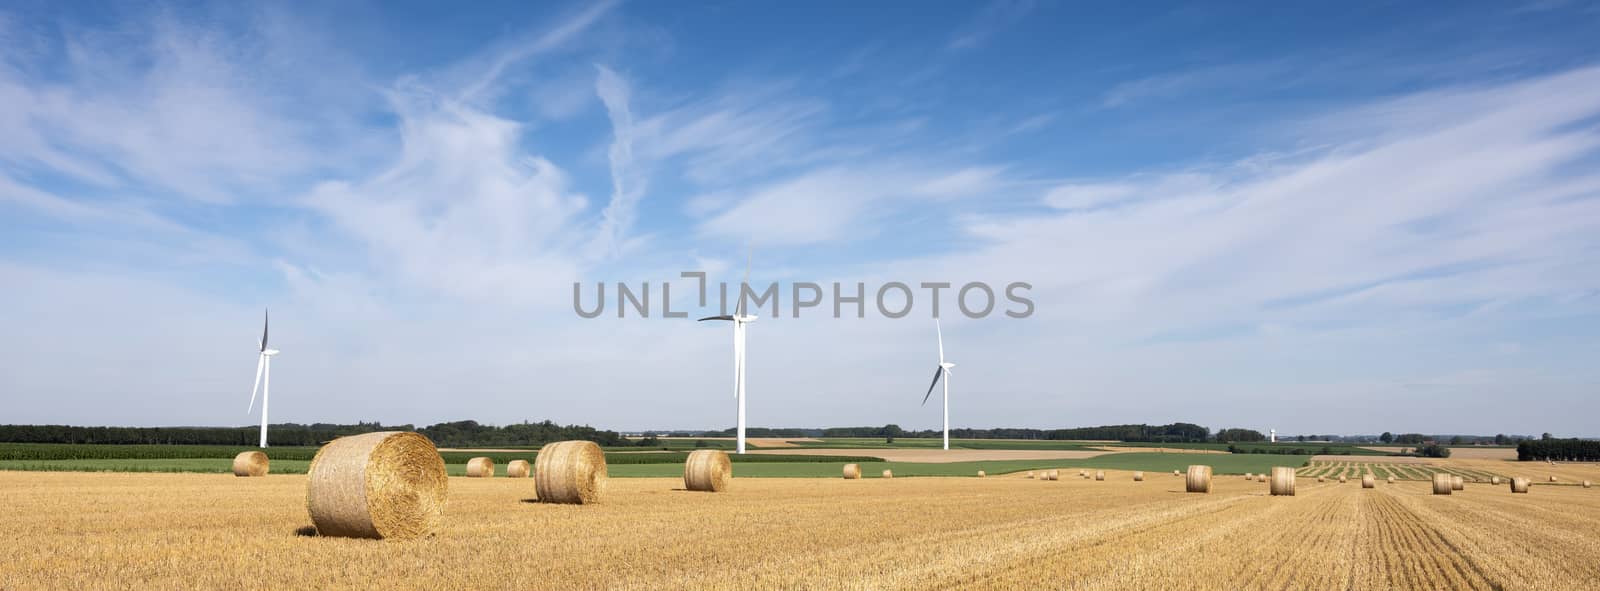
[3,470,1600,589]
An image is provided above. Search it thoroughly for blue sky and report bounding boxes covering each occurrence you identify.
[2,1,1599,435]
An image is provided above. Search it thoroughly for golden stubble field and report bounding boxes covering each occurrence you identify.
[2,466,1599,590]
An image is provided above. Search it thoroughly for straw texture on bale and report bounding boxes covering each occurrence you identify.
[843,464,861,479]
[1432,473,1453,495]
[1452,476,1464,491]
[683,450,731,492]
[534,440,607,504]
[1094,471,1105,481]
[1511,477,1530,493]
[1270,467,1295,496]
[1133,471,1144,482]
[1362,474,1375,489]
[1185,465,1212,493]
[231,451,269,477]
[306,431,447,540]
[466,457,495,478]
[505,459,531,479]
[882,469,893,479]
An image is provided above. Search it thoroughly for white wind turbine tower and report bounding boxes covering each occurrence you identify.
[921,319,956,450]
[246,309,280,448]
[698,251,757,454]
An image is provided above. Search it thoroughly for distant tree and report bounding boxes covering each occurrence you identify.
[1394,433,1427,445]
[1215,428,1266,443]
[694,439,710,448]
[1449,436,1463,445]
[1542,432,1553,440]
[1417,444,1451,458]
[1380,432,1393,443]
[885,435,895,444]
[1494,434,1507,445]
[1296,435,1306,442]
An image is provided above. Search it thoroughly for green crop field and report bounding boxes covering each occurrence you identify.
[783,438,1103,450]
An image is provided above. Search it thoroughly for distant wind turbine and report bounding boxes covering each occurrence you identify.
[699,250,756,454]
[921,319,956,450]
[246,309,280,448]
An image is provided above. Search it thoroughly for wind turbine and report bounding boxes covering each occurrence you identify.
[921,319,956,450]
[699,251,756,454]
[246,309,279,448]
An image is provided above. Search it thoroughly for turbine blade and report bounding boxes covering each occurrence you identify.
[247,354,265,413]
[698,315,735,322]
[261,309,269,352]
[921,366,943,405]
[936,319,944,364]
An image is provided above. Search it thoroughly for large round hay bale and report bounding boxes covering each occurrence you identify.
[1094,470,1105,481]
[534,440,607,504]
[1185,465,1212,493]
[1511,477,1530,493]
[232,451,269,477]
[1362,474,1375,489]
[1451,476,1464,491]
[1432,473,1452,495]
[466,457,495,478]
[977,470,986,478]
[1133,471,1144,482]
[1270,467,1295,496]
[683,450,731,492]
[843,464,861,479]
[506,459,531,479]
[306,431,447,540]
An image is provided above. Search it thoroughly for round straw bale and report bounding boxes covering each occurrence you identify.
[1046,469,1059,481]
[1491,476,1501,485]
[466,457,495,478]
[1270,467,1295,496]
[1173,470,1180,476]
[1432,472,1452,495]
[882,469,893,479]
[1338,475,1347,484]
[1549,476,1558,483]
[1511,477,1530,493]
[1317,476,1326,483]
[1094,470,1105,481]
[1079,470,1087,477]
[306,431,447,540]
[1387,476,1395,484]
[1026,471,1035,479]
[1452,476,1464,491]
[1256,474,1267,483]
[977,470,986,478]
[843,464,861,479]
[1362,474,1375,489]
[506,459,531,479]
[1244,472,1253,480]
[683,450,731,492]
[534,440,607,504]
[1185,465,1212,493]
[232,451,269,477]
[1133,471,1144,482]
[1582,480,1590,488]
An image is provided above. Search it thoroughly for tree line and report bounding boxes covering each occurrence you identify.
[817,423,1215,443]
[0,420,632,448]
[1517,438,1600,462]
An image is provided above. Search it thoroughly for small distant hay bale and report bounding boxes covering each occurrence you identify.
[1582,480,1590,488]
[683,450,731,492]
[1491,476,1501,485]
[1270,467,1295,496]
[1172,470,1180,476]
[1451,476,1464,491]
[1244,472,1253,480]
[1549,476,1558,483]
[882,469,893,479]
[466,457,495,478]
[977,470,986,478]
[506,459,531,479]
[1362,474,1375,489]
[1432,473,1453,495]
[534,440,607,504]
[1079,470,1087,477]
[1317,476,1326,483]
[306,431,447,540]
[1133,471,1144,482]
[843,464,861,479]
[232,451,269,477]
[1185,465,1212,494]
[1387,476,1395,484]
[1046,469,1059,481]
[1256,474,1266,483]
[1338,475,1347,484]
[1511,477,1530,493]
[1026,471,1036,479]
[1093,470,1104,481]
